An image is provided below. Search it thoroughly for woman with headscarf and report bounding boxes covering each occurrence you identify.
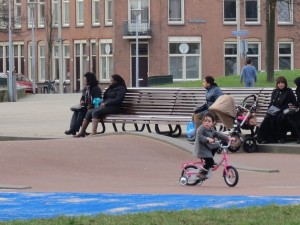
[74,74,127,137]
[257,76,296,144]
[283,77,300,143]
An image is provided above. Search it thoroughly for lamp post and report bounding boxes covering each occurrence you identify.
[8,0,16,102]
[57,0,63,93]
[28,2,38,95]
[132,8,142,88]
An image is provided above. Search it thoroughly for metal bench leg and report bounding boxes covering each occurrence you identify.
[146,124,152,133]
[97,121,106,134]
[170,125,182,137]
[112,123,118,132]
[154,124,172,136]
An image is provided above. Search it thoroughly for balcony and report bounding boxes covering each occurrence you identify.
[123,20,152,39]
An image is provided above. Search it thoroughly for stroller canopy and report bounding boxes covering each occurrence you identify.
[209,95,237,129]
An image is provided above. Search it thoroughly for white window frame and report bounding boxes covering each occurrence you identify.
[38,43,45,81]
[28,43,33,80]
[246,41,261,71]
[14,0,22,29]
[76,0,84,27]
[37,0,45,28]
[27,0,35,28]
[74,40,88,90]
[105,0,113,26]
[168,0,185,25]
[99,39,113,81]
[223,0,237,25]
[62,0,70,27]
[63,44,70,80]
[245,0,260,25]
[52,0,59,27]
[90,40,97,74]
[224,42,238,76]
[278,42,294,70]
[92,0,100,26]
[168,36,201,81]
[278,0,293,25]
[13,42,24,74]
[0,43,8,73]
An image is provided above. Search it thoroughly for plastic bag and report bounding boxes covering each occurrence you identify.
[186,121,196,139]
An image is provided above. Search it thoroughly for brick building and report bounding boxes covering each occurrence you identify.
[0,0,299,92]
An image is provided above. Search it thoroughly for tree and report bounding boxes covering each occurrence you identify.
[0,0,23,34]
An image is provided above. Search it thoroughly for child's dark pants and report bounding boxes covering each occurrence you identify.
[202,148,218,171]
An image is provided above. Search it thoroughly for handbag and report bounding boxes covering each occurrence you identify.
[283,107,299,117]
[267,105,281,116]
[70,104,86,112]
[193,103,208,113]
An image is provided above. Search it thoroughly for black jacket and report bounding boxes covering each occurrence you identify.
[269,87,296,110]
[103,84,126,107]
[81,85,102,109]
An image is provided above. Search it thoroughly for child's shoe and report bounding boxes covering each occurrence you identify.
[197,169,208,179]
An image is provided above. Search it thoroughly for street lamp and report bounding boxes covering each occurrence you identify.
[132,8,142,88]
[28,2,38,95]
[8,0,16,102]
[57,0,63,93]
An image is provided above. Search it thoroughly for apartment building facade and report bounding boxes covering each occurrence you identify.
[0,0,298,92]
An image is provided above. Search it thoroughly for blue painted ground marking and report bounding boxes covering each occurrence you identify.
[0,192,299,221]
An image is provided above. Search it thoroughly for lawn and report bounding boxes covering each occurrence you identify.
[156,70,300,88]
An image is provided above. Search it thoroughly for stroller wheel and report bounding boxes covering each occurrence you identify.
[243,137,258,153]
[228,133,242,153]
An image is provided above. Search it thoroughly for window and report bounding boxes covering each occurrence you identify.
[105,0,113,25]
[278,0,293,24]
[52,0,59,27]
[245,0,260,24]
[38,44,45,81]
[13,44,24,74]
[14,0,22,28]
[278,42,293,70]
[62,0,70,27]
[37,0,45,28]
[100,40,113,80]
[52,43,70,81]
[27,0,35,28]
[169,0,184,24]
[0,44,8,72]
[224,0,237,24]
[63,44,70,80]
[90,41,97,74]
[169,37,201,80]
[76,0,84,26]
[92,0,100,26]
[28,44,33,80]
[74,41,88,91]
[246,42,261,71]
[224,42,237,76]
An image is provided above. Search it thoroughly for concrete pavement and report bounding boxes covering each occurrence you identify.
[0,93,300,196]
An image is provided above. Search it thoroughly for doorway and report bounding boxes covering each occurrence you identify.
[131,43,148,87]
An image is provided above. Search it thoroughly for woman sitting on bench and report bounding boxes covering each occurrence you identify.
[74,74,127,137]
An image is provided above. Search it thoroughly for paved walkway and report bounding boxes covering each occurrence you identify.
[1,94,300,220]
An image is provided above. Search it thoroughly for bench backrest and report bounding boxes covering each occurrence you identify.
[120,88,180,115]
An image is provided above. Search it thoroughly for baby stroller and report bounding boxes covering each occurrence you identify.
[209,94,259,153]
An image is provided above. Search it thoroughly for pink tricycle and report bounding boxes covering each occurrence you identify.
[179,140,239,187]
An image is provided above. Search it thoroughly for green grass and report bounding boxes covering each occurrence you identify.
[2,205,300,225]
[155,70,300,88]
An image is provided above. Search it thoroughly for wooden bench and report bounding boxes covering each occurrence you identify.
[98,87,278,137]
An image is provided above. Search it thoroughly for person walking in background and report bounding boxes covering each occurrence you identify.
[74,74,127,137]
[65,72,102,135]
[240,58,257,87]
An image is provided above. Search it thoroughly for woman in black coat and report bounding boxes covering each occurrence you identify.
[65,72,102,135]
[257,76,296,144]
[284,77,300,143]
[74,74,127,137]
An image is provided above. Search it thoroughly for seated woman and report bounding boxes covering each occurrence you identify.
[74,74,127,137]
[192,76,223,130]
[257,76,296,144]
[284,77,300,143]
[65,72,102,135]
